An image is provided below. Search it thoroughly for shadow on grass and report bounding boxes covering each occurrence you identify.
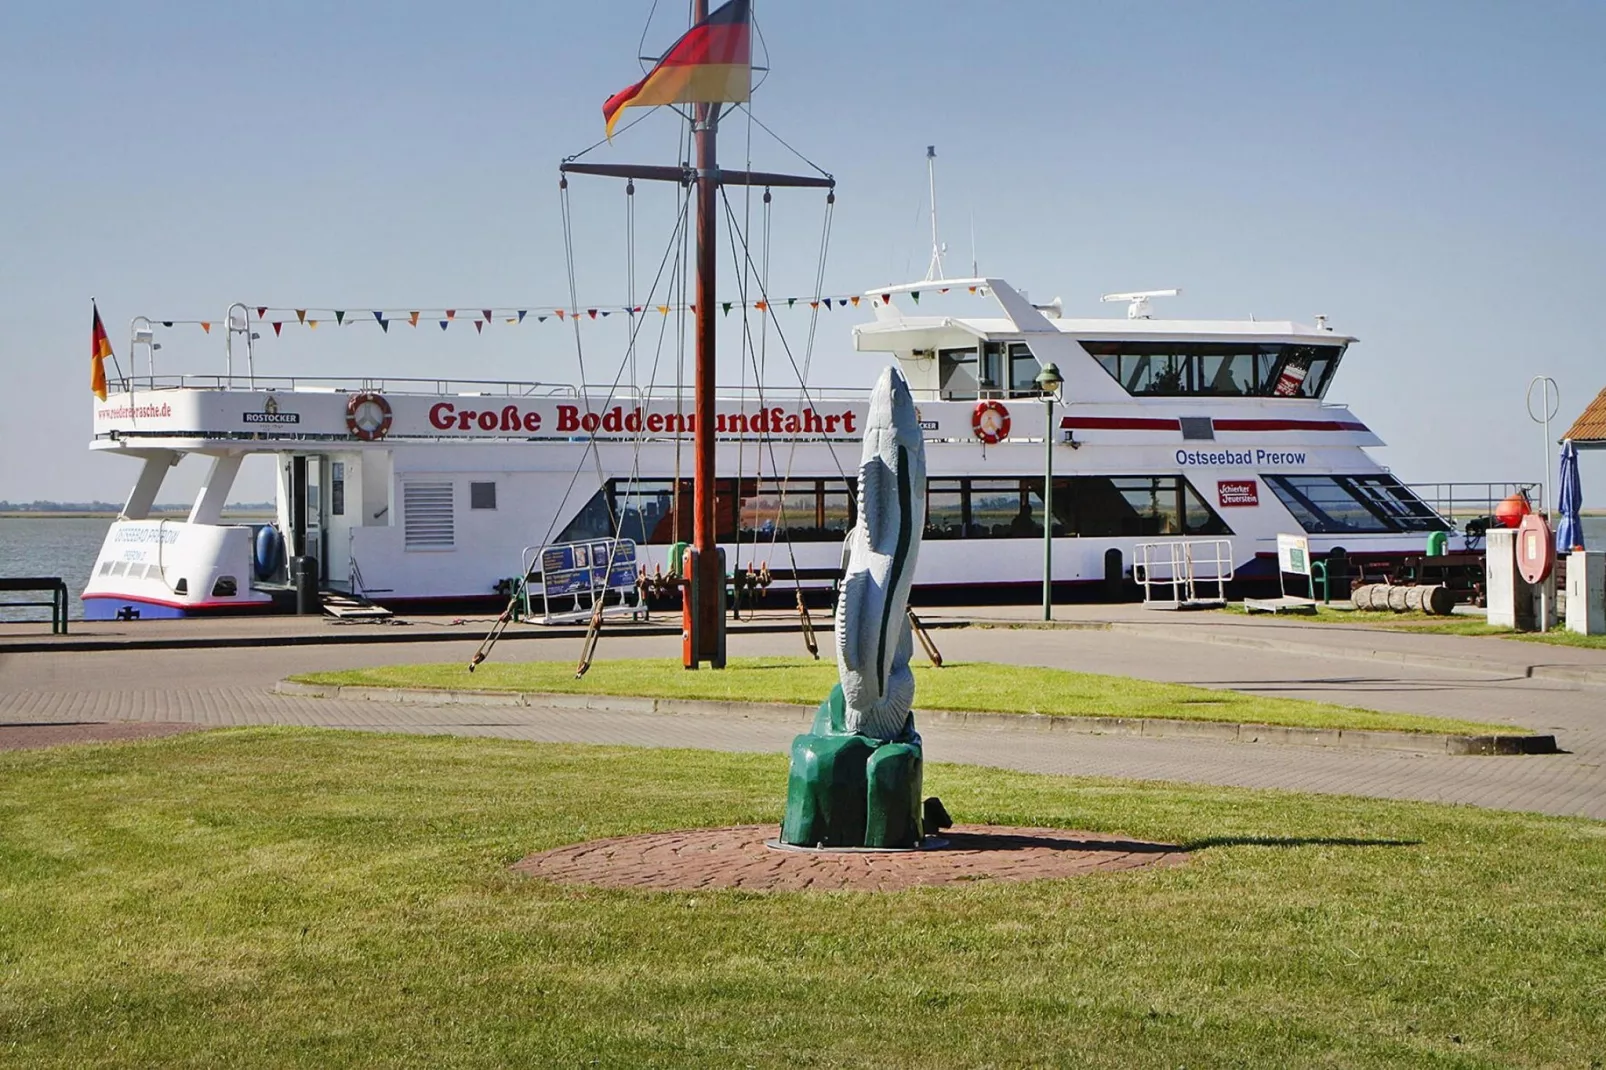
[945,832,1185,855]
[1182,835,1421,851]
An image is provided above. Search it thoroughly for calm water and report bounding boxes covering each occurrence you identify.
[0,517,112,622]
[2,514,1605,624]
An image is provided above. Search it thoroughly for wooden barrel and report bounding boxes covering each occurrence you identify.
[1404,586,1427,612]
[1387,585,1411,612]
[1351,583,1378,610]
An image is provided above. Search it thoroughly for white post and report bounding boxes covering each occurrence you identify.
[1526,375,1559,515]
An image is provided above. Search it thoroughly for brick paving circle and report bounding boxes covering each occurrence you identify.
[513,824,1189,892]
[0,721,202,752]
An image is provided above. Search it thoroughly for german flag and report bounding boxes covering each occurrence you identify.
[602,0,751,138]
[91,302,112,401]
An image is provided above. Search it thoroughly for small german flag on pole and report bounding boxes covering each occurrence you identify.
[90,301,113,401]
[602,0,751,138]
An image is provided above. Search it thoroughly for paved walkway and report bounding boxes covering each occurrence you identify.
[2,616,1602,820]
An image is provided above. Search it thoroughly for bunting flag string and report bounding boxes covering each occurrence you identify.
[128,287,997,337]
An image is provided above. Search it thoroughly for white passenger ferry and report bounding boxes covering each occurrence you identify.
[83,278,1449,619]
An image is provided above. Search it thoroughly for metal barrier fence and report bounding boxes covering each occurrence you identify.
[1133,540,1235,609]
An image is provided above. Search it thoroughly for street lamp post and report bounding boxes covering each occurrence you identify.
[1036,362,1064,621]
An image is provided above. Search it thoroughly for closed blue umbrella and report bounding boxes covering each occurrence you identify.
[1556,439,1584,552]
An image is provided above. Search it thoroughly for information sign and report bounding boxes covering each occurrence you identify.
[541,539,639,600]
[1276,533,1311,577]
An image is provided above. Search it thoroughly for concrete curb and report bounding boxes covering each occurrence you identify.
[272,680,1557,756]
[1102,623,1606,690]
[0,618,968,656]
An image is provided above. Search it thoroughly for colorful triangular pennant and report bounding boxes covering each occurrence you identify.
[272,321,283,336]
[295,309,306,324]
[335,310,346,325]
[200,322,211,333]
[409,311,420,327]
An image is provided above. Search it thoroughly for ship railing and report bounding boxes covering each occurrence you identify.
[1133,538,1235,610]
[1405,482,1541,529]
[108,375,582,397]
[579,383,874,403]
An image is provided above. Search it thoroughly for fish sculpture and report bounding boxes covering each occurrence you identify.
[780,366,929,848]
[836,366,927,740]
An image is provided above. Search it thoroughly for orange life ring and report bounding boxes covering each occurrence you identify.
[346,392,393,441]
[972,400,1011,444]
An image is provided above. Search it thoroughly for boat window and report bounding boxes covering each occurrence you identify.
[924,480,967,540]
[938,348,979,399]
[211,576,237,598]
[564,474,1231,547]
[1263,474,1448,534]
[1008,342,1042,396]
[1084,341,1345,399]
[470,481,497,510]
[330,462,345,516]
[558,478,860,547]
[969,479,1041,538]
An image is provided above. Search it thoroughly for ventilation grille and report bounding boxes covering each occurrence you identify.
[403,482,455,550]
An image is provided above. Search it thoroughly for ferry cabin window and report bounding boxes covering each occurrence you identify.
[1084,342,1345,399]
[942,343,1044,399]
[925,476,1231,540]
[558,475,1230,546]
[330,462,345,516]
[1263,474,1448,534]
[556,478,858,546]
[470,481,497,510]
[939,348,979,399]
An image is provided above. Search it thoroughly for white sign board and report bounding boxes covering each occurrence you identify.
[1276,533,1311,577]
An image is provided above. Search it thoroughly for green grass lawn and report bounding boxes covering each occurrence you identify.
[1229,604,1606,649]
[291,657,1523,736]
[1,729,1601,1067]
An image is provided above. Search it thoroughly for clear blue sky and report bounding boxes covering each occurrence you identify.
[2,0,1602,507]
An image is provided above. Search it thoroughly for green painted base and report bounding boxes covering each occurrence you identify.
[780,685,924,849]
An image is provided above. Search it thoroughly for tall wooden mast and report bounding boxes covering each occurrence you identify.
[689,0,723,668]
[560,0,833,669]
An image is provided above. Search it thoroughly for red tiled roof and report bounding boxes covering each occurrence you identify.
[1564,386,1606,444]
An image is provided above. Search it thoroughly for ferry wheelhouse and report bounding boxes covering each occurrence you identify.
[84,278,1448,619]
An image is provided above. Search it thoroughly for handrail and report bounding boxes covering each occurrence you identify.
[105,375,583,397]
[1133,539,1234,609]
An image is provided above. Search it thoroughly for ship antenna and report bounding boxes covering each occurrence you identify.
[924,145,946,281]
